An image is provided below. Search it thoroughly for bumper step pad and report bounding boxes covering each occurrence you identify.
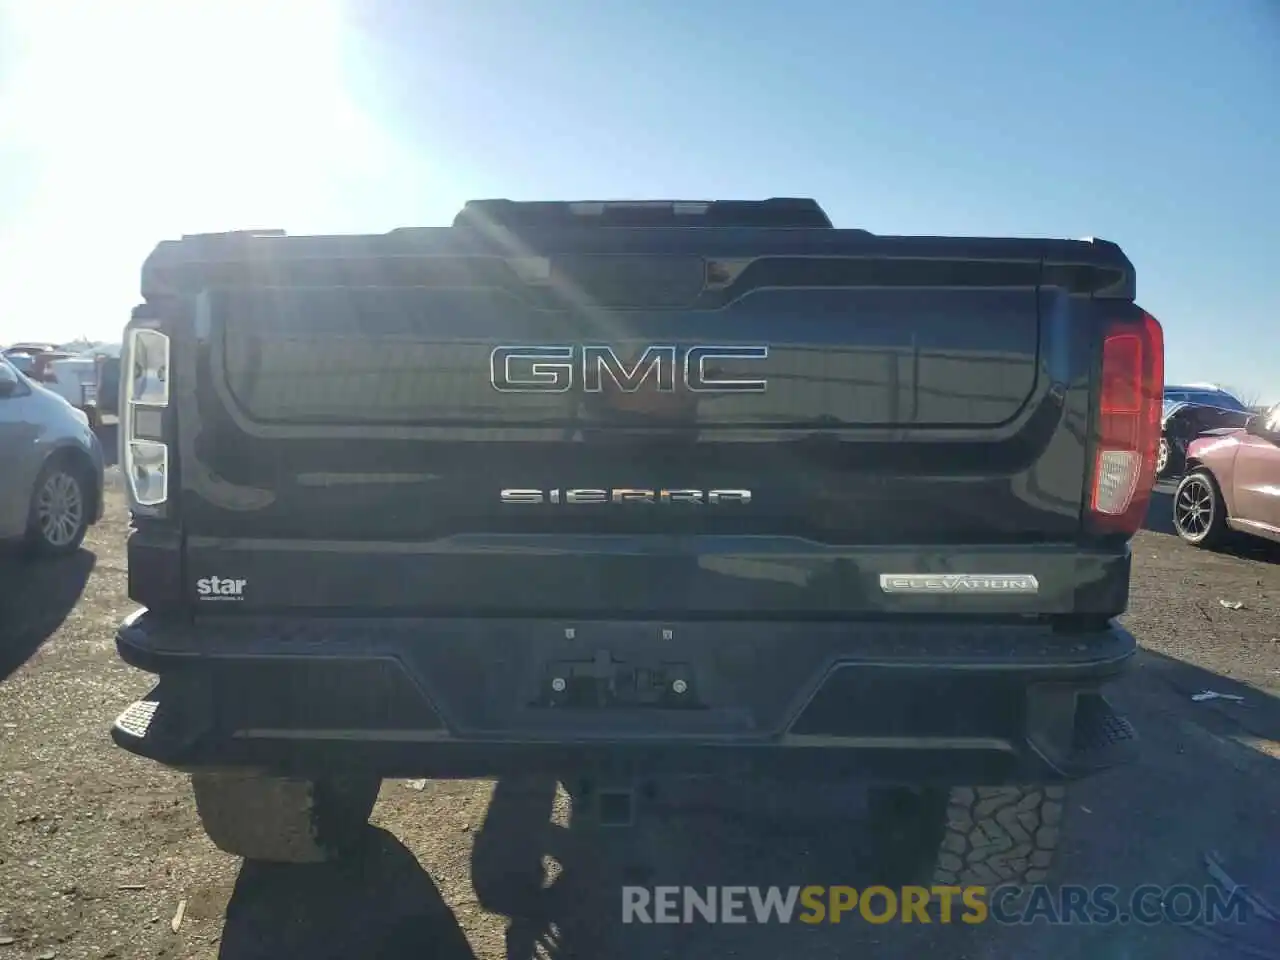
[111,685,212,765]
[1068,695,1138,770]
[114,699,159,739]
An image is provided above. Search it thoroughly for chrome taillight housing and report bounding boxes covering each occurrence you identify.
[121,325,170,513]
[129,328,169,406]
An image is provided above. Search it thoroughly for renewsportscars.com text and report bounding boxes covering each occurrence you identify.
[621,884,1253,926]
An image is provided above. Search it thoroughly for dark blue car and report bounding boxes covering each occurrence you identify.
[1158,383,1251,478]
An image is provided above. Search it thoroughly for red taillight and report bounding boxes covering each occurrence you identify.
[1088,310,1164,536]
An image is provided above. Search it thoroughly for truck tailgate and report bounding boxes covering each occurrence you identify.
[139,226,1136,616]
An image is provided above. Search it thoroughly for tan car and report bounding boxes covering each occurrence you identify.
[1172,401,1280,547]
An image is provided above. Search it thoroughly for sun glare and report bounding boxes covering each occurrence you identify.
[0,0,418,342]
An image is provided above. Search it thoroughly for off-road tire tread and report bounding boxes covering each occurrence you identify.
[931,784,1065,886]
[192,773,379,863]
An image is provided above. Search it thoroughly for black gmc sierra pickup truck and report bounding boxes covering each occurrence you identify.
[111,198,1163,888]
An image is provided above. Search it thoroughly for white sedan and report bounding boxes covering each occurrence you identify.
[46,343,121,426]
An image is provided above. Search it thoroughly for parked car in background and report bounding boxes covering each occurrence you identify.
[4,343,60,358]
[46,347,113,428]
[94,346,122,419]
[1,346,72,385]
[0,355,105,556]
[1157,384,1251,479]
[29,350,75,384]
[1172,401,1280,548]
[5,352,37,377]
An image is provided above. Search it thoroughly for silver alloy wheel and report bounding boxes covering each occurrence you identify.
[1173,475,1213,540]
[1156,437,1169,474]
[36,470,84,547]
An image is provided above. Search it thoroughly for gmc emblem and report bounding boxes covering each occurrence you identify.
[490,345,768,394]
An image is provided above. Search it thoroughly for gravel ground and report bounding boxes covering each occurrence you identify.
[1,481,1278,960]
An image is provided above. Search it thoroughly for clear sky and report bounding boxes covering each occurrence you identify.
[1,0,1276,402]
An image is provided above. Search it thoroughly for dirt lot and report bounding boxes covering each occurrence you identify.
[2,481,1279,960]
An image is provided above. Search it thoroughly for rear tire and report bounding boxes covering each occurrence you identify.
[1156,435,1185,479]
[24,457,92,558]
[192,772,381,863]
[868,784,1066,887]
[1172,469,1229,548]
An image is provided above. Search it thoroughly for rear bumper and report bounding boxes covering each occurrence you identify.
[111,609,1138,785]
